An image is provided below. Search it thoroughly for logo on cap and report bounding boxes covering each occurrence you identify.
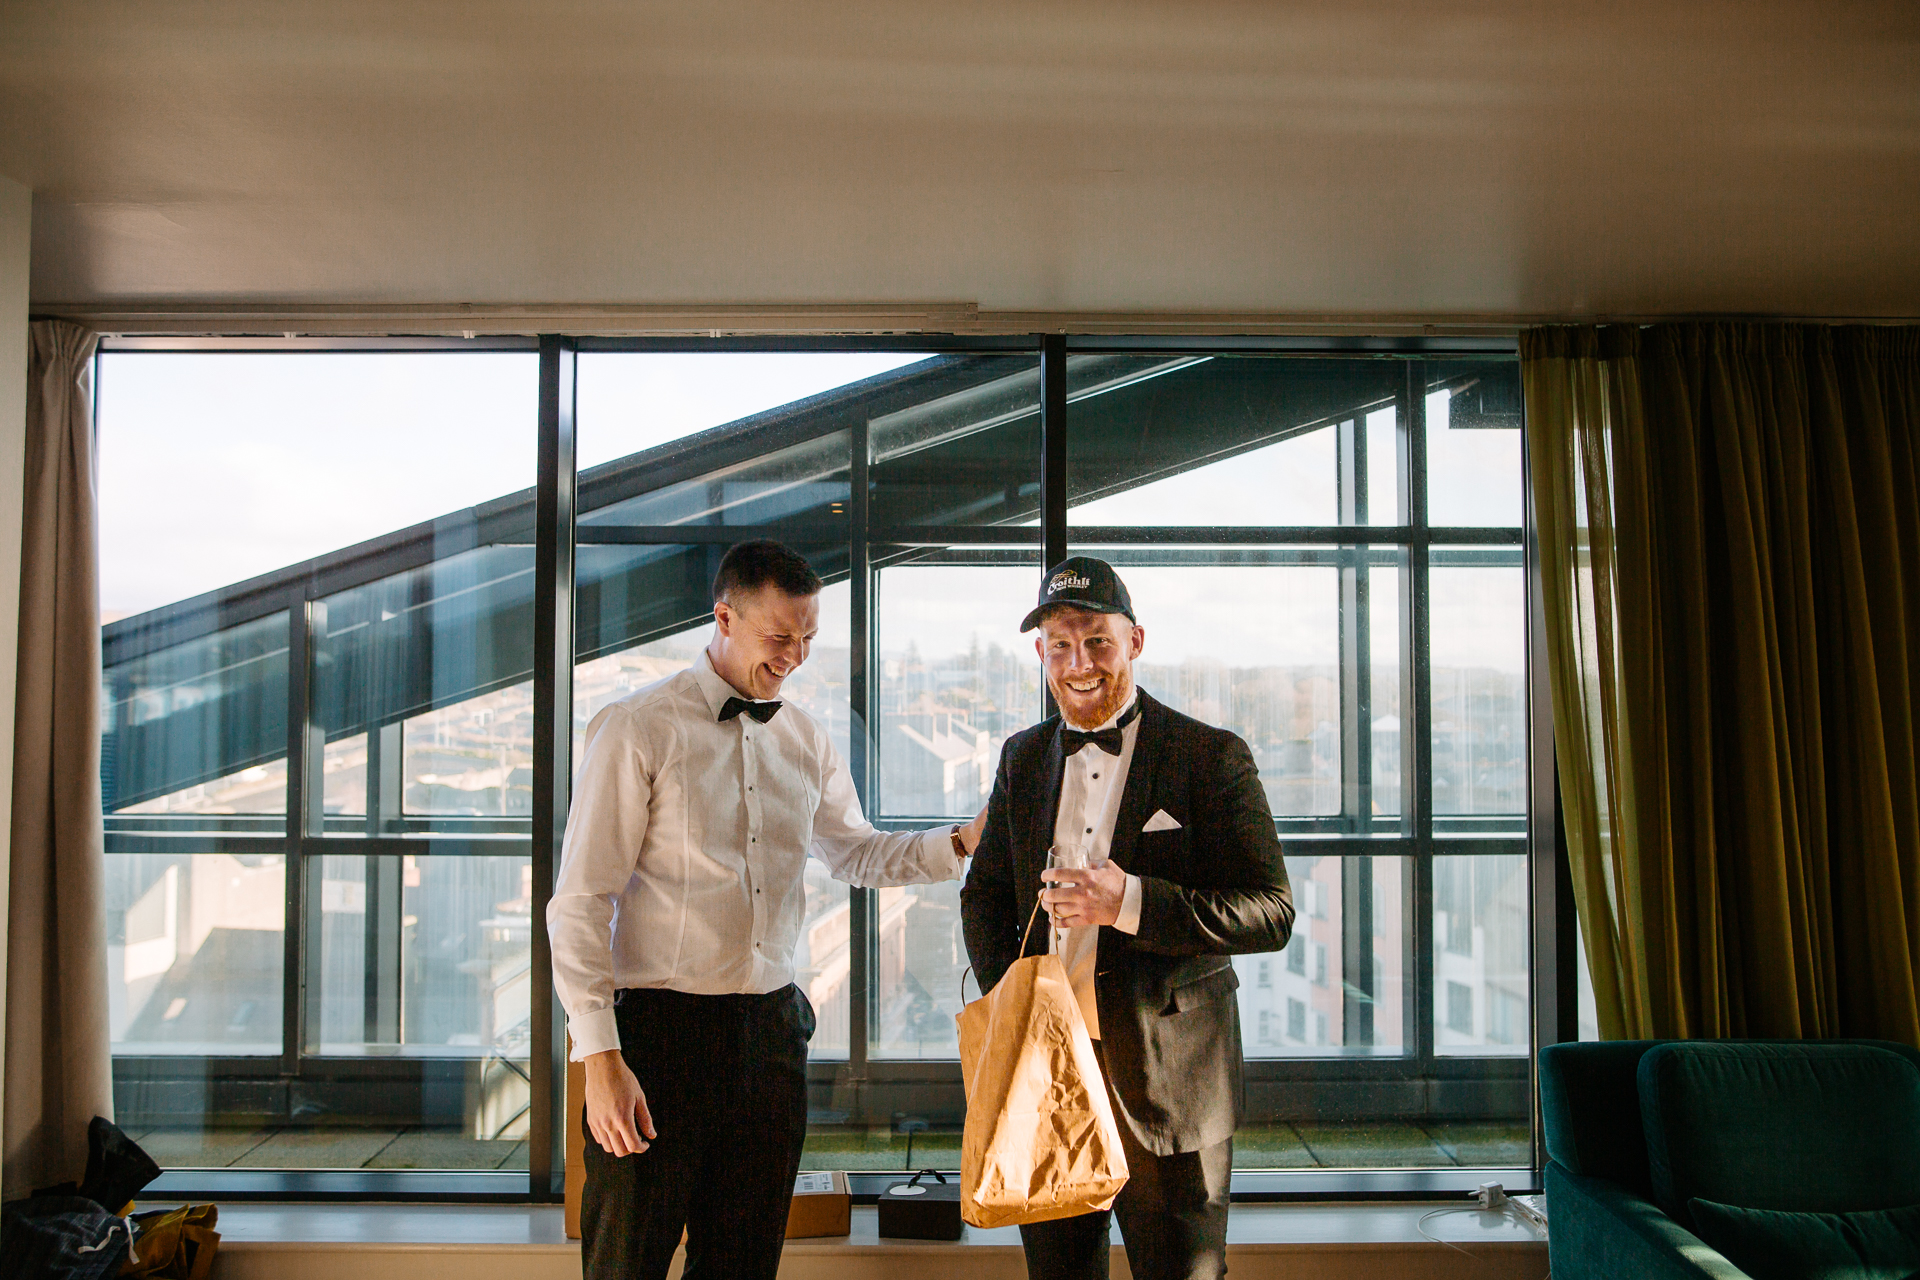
[1048,572,1092,595]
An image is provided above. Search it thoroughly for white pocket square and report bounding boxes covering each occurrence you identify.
[1143,809,1182,832]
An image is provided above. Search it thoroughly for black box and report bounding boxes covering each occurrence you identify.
[877,1171,964,1240]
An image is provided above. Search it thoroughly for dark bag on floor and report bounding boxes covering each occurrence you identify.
[0,1196,133,1280]
[0,1116,164,1280]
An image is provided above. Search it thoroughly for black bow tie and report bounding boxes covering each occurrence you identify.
[1060,700,1140,756]
[719,696,782,724]
[1062,726,1124,756]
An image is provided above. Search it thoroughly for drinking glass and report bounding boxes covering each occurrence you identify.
[1043,843,1107,928]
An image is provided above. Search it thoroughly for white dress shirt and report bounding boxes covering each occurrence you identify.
[549,649,964,1060]
[1051,692,1145,1041]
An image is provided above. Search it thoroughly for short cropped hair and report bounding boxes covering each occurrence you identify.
[712,539,824,604]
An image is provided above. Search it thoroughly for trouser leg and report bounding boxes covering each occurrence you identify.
[580,990,708,1280]
[682,985,813,1280]
[1111,1130,1233,1280]
[1020,1208,1114,1280]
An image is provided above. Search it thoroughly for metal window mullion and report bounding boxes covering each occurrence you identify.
[1039,335,1067,722]
[1404,362,1437,1066]
[283,590,322,1077]
[1337,416,1380,1050]
[848,417,873,1088]
[530,336,577,1201]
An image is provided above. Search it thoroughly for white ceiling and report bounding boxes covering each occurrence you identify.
[2,0,1916,325]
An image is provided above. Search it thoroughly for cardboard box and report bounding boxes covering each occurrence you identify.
[786,1170,852,1238]
[564,1056,585,1239]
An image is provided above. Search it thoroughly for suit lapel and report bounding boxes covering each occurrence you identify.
[1107,692,1161,880]
[1023,720,1067,958]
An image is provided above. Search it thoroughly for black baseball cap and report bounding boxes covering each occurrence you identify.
[1020,556,1136,632]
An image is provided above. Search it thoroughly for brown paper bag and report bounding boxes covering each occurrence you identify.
[956,905,1129,1229]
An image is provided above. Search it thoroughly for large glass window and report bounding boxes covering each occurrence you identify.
[1067,353,1531,1171]
[100,340,1536,1193]
[101,350,539,1176]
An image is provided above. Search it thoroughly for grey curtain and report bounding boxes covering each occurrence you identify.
[4,319,110,1197]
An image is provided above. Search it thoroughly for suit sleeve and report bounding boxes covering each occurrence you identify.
[1130,732,1295,957]
[959,740,1023,993]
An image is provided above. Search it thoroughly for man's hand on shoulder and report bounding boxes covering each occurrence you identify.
[959,806,988,855]
[584,1049,656,1157]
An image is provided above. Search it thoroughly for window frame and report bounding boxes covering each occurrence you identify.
[98,331,1563,1203]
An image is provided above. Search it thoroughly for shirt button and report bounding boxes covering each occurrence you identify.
[1092,774,1099,780]
[1085,827,1092,834]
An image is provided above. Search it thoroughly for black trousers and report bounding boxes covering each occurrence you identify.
[1018,1044,1233,1280]
[581,985,814,1280]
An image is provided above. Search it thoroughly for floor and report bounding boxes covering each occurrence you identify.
[126,1122,1526,1172]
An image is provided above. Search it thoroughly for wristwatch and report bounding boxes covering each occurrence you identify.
[949,824,969,859]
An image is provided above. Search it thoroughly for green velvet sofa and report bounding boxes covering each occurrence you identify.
[1538,1039,1920,1280]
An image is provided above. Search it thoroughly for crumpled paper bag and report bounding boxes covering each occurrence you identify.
[957,951,1129,1228]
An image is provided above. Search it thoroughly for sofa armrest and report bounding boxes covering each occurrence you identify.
[1547,1162,1750,1280]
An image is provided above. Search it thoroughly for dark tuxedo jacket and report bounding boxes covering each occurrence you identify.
[959,691,1294,1156]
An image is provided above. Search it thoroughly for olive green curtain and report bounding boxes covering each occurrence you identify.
[1523,323,1920,1044]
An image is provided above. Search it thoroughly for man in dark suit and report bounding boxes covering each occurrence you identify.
[960,556,1294,1280]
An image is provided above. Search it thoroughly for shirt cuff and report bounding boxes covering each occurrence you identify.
[1114,873,1144,935]
[923,824,967,878]
[567,1007,622,1061]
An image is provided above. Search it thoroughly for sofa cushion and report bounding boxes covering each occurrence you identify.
[1541,1041,1664,1196]
[1689,1197,1920,1280]
[1639,1042,1920,1221]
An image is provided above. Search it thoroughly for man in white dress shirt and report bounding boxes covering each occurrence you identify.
[549,540,983,1280]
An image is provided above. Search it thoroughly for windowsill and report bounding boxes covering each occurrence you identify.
[199,1201,1548,1251]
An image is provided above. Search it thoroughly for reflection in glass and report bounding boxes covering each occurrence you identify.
[1235,856,1403,1057]
[104,612,289,816]
[1099,562,1341,817]
[1369,564,1403,819]
[1366,405,1402,526]
[876,563,1043,817]
[1433,856,1529,1056]
[403,684,534,818]
[312,545,536,834]
[309,854,532,1056]
[798,860,853,1060]
[1425,361,1523,527]
[870,879,967,1059]
[581,431,851,530]
[1066,356,1405,527]
[868,356,1043,527]
[1429,562,1526,818]
[107,853,284,1055]
[1071,427,1335,527]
